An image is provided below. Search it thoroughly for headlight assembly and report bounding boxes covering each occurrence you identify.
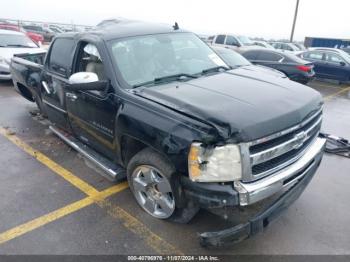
[188,142,242,182]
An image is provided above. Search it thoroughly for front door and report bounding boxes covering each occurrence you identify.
[65,42,119,160]
[323,52,349,81]
[41,38,76,130]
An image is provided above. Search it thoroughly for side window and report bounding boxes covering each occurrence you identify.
[225,35,239,46]
[242,51,258,60]
[274,43,281,49]
[284,44,293,51]
[305,51,323,61]
[257,52,283,62]
[326,53,345,63]
[48,38,75,77]
[73,42,107,96]
[215,35,226,44]
[74,42,106,81]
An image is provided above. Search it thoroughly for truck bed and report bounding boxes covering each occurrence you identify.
[10,51,47,102]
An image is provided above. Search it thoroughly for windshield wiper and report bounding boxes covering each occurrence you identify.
[132,73,198,88]
[201,66,231,75]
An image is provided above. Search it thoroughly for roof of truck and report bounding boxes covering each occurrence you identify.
[61,20,189,41]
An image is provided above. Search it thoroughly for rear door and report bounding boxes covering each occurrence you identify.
[65,41,119,159]
[301,51,327,78]
[41,37,76,130]
[323,52,350,81]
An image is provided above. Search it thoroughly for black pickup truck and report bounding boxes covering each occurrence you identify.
[10,20,326,247]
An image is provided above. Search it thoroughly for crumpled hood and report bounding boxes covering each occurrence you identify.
[136,70,323,142]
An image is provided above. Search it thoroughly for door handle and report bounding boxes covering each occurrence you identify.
[66,92,78,101]
[41,81,51,94]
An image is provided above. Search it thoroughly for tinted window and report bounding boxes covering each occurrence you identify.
[216,48,250,67]
[48,38,75,76]
[215,35,226,44]
[326,53,345,63]
[281,44,292,51]
[305,51,323,61]
[225,35,239,46]
[242,50,259,60]
[273,43,281,49]
[257,51,283,62]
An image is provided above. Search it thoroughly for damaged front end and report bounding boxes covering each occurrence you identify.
[199,150,322,247]
[181,122,325,247]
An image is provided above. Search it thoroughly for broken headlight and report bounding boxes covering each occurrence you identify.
[188,143,242,182]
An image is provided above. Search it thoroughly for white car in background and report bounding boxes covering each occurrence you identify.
[208,34,261,53]
[0,29,45,80]
[270,42,303,54]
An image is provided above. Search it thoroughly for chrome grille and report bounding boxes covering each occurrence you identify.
[240,108,322,182]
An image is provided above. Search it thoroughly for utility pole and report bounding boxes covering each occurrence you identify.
[290,0,300,42]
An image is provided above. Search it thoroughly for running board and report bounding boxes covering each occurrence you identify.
[49,126,126,181]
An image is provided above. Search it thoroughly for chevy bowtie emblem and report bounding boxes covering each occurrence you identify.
[293,131,308,149]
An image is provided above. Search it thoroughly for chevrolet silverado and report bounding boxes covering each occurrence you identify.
[10,20,326,247]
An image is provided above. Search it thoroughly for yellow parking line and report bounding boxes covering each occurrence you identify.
[0,183,128,245]
[96,199,184,255]
[324,86,350,101]
[0,127,99,197]
[0,127,182,254]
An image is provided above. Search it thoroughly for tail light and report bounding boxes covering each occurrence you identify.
[296,65,312,72]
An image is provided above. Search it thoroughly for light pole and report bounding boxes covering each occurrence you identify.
[290,0,300,42]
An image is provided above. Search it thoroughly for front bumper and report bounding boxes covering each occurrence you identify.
[199,143,324,247]
[181,137,325,247]
[234,137,326,205]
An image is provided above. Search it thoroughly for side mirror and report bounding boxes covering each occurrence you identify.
[340,61,346,66]
[68,72,108,91]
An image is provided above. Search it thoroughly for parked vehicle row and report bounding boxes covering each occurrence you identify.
[0,21,92,45]
[10,20,325,247]
[0,30,44,80]
[204,33,350,84]
[0,23,44,44]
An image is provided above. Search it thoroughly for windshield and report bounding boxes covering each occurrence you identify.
[109,33,228,87]
[237,36,254,46]
[215,48,250,67]
[0,34,37,48]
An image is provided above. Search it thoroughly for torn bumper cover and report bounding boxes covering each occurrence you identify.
[199,142,324,247]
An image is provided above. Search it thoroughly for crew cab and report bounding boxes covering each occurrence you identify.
[10,20,325,247]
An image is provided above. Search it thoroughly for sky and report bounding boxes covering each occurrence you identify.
[1,0,349,41]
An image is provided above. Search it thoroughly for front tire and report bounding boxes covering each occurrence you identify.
[127,148,199,223]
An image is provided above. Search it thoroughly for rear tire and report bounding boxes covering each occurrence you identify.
[34,93,47,118]
[127,148,199,223]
